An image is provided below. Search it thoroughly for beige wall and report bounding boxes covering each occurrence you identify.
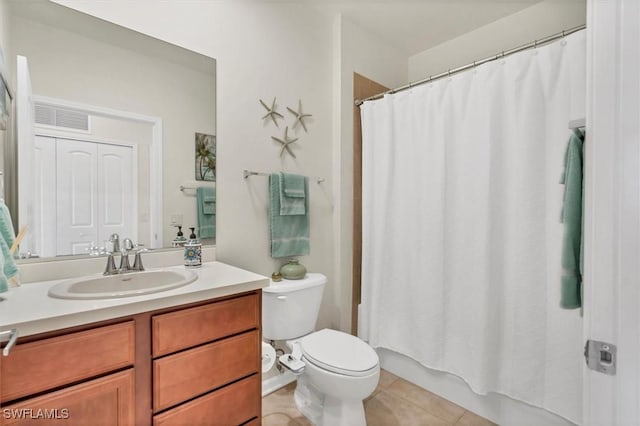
[36,0,588,334]
[11,13,215,247]
[333,15,409,331]
[409,0,586,81]
[50,0,345,329]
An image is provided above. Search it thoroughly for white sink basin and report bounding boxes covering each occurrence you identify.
[48,269,198,300]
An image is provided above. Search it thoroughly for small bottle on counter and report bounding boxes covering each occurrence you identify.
[172,226,187,248]
[184,227,202,268]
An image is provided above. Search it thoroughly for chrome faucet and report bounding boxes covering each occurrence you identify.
[103,235,142,275]
[119,238,134,271]
[103,253,118,275]
[132,247,146,272]
[103,234,120,275]
[109,233,120,253]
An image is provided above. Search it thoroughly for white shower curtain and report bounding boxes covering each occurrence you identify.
[360,31,585,423]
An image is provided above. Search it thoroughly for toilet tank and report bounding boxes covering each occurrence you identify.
[262,273,327,341]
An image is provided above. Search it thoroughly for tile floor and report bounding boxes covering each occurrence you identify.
[262,369,497,426]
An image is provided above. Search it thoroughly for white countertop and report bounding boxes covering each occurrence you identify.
[0,261,268,337]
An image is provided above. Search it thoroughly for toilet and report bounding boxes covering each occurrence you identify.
[263,273,379,426]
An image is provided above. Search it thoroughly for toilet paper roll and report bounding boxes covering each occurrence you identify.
[262,342,276,372]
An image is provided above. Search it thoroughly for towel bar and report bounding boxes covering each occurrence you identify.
[180,184,215,192]
[243,169,325,184]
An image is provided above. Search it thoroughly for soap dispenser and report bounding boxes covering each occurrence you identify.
[184,227,202,268]
[172,226,187,248]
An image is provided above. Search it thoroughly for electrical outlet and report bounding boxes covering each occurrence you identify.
[170,214,183,227]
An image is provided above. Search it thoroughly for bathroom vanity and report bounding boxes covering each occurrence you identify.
[0,262,267,426]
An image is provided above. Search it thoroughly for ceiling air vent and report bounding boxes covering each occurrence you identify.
[34,104,89,131]
[34,104,55,126]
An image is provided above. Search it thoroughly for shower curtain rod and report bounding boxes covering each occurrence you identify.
[355,24,586,106]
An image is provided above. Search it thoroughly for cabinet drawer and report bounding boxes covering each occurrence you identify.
[152,293,259,357]
[2,369,135,426]
[1,321,135,402]
[153,374,260,426]
[153,330,258,412]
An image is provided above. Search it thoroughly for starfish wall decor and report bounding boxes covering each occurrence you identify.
[287,100,312,133]
[260,96,312,158]
[260,97,284,127]
[271,127,299,158]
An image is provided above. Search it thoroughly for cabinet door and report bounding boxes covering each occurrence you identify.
[1,369,134,425]
[152,293,259,357]
[153,375,260,426]
[153,330,258,412]
[1,321,135,402]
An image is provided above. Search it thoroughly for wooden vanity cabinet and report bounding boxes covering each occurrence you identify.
[0,290,263,426]
[0,321,135,425]
[1,322,135,402]
[151,292,261,425]
[2,370,135,426]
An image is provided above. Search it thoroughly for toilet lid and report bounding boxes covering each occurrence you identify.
[300,329,379,377]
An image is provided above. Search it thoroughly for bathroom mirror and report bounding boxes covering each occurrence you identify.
[2,0,216,259]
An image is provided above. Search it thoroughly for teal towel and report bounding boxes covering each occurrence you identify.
[0,202,15,250]
[0,255,7,293]
[203,193,216,215]
[0,201,17,293]
[0,236,16,290]
[269,173,309,258]
[559,129,584,309]
[279,172,306,216]
[196,187,216,239]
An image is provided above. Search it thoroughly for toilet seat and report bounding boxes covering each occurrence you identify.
[300,329,379,377]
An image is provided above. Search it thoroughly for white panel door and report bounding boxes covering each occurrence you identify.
[33,136,57,257]
[56,139,98,255]
[97,143,134,244]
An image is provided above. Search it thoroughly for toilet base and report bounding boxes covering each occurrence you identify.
[294,375,323,424]
[321,395,366,426]
[294,375,367,426]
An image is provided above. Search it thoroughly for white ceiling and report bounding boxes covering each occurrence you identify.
[30,0,552,59]
[10,0,216,73]
[305,0,544,55]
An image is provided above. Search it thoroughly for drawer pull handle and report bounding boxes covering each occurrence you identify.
[1,329,18,356]
[277,295,287,300]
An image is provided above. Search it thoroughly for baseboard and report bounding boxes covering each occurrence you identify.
[262,370,297,397]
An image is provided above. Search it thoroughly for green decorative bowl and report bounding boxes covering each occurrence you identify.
[280,258,307,280]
